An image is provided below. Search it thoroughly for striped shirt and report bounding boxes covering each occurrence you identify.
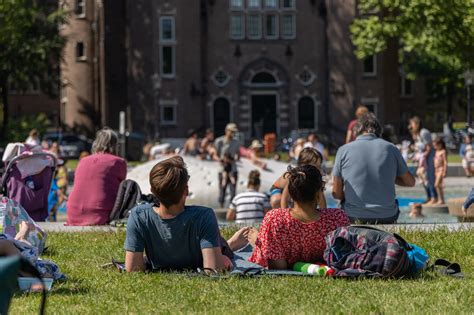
[229,189,271,224]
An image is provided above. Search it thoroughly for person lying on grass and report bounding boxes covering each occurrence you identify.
[231,164,350,270]
[269,147,327,209]
[125,156,238,272]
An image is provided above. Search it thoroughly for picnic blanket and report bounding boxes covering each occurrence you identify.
[230,245,311,277]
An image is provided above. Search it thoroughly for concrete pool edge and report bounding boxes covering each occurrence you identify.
[37,222,474,233]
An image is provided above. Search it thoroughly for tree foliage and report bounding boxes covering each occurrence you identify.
[351,0,474,81]
[0,0,67,136]
[5,113,51,144]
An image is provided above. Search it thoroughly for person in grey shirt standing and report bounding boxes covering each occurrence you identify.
[332,113,415,224]
[214,123,241,208]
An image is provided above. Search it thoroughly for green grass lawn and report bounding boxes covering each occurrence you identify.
[10,228,474,314]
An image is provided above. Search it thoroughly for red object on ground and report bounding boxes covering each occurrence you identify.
[249,208,350,267]
[264,133,276,154]
[66,153,127,226]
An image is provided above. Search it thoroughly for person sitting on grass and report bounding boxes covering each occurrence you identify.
[124,156,234,272]
[66,128,127,226]
[270,147,326,209]
[333,113,415,224]
[226,170,271,224]
[236,164,349,269]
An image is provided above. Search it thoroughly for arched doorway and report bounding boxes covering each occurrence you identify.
[298,97,315,129]
[238,58,290,138]
[213,97,230,136]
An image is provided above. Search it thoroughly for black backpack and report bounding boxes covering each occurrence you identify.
[109,179,158,222]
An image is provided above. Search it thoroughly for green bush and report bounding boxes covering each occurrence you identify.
[4,113,51,144]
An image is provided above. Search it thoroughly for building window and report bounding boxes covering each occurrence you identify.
[230,0,244,9]
[76,42,86,61]
[160,17,175,42]
[361,98,379,116]
[160,46,175,77]
[75,0,86,18]
[247,14,262,39]
[298,97,315,129]
[159,16,176,78]
[281,0,295,9]
[212,69,231,87]
[230,14,245,39]
[265,14,278,39]
[400,75,413,97]
[265,0,278,9]
[363,55,377,76]
[160,101,177,125]
[252,72,277,84]
[248,0,261,9]
[297,67,316,86]
[281,14,295,39]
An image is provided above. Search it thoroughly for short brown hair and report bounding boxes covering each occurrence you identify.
[149,156,189,207]
[298,147,323,167]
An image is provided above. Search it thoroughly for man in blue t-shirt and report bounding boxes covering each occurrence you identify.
[332,113,416,224]
[124,156,231,272]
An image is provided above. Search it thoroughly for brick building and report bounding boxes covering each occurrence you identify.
[60,0,428,143]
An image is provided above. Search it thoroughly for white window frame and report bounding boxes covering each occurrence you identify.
[160,46,176,78]
[264,14,279,39]
[230,0,244,10]
[230,14,245,40]
[75,0,86,18]
[76,42,87,61]
[247,14,262,40]
[264,0,278,9]
[247,0,261,10]
[159,16,176,43]
[281,14,296,39]
[160,100,178,125]
[360,97,379,116]
[363,55,377,77]
[400,75,414,97]
[281,0,295,10]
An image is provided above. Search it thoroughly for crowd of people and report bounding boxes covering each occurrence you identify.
[1,106,472,275]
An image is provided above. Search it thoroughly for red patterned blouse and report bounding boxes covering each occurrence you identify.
[249,208,350,268]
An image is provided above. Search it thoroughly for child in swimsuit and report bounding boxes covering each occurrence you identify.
[433,138,447,205]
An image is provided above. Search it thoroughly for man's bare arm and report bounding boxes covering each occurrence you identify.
[332,176,345,200]
[395,171,416,187]
[125,251,145,272]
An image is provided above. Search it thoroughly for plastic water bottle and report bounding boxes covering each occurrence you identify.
[293,262,335,276]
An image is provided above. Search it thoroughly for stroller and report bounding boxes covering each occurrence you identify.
[1,143,57,222]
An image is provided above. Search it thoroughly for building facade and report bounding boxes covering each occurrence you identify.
[60,0,428,143]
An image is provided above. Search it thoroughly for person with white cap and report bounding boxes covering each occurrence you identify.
[248,139,267,169]
[214,123,241,208]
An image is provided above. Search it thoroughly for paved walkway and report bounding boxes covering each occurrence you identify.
[38,221,473,233]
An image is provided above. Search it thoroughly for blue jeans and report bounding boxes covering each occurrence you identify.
[424,150,438,200]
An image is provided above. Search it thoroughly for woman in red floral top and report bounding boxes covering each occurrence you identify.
[247,164,350,269]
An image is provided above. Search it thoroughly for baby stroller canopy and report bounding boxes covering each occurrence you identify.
[1,145,57,222]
